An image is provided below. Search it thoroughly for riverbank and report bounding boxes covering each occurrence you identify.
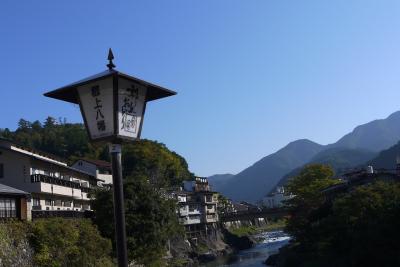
[168,220,287,266]
[168,227,234,266]
[228,219,287,238]
[201,230,291,267]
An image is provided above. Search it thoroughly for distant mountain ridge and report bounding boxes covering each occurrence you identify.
[367,141,400,170]
[327,111,400,152]
[208,174,234,192]
[209,139,324,202]
[209,111,400,203]
[275,148,377,190]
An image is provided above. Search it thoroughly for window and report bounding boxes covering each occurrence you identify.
[63,201,71,207]
[54,200,62,206]
[0,163,3,178]
[45,199,52,206]
[0,198,16,218]
[189,204,197,212]
[189,215,200,220]
[33,198,40,207]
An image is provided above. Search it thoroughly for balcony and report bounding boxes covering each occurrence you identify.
[31,174,93,196]
[188,209,201,215]
[32,174,80,188]
[32,210,94,220]
[180,215,201,225]
[205,214,218,223]
[179,208,189,216]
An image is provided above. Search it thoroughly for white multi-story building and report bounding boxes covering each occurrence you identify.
[0,138,99,216]
[172,191,201,226]
[173,177,219,237]
[72,158,113,186]
[263,187,292,208]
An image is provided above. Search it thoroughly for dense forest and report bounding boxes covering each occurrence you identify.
[0,116,195,266]
[0,116,193,186]
[276,164,400,267]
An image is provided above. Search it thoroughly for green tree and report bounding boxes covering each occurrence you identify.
[91,140,191,265]
[122,140,193,187]
[5,117,99,162]
[319,181,400,266]
[285,164,339,242]
[30,218,113,267]
[92,176,183,266]
[17,119,31,131]
[279,167,400,267]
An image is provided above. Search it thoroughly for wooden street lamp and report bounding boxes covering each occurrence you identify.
[44,49,176,267]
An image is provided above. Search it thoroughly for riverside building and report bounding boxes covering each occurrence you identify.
[172,177,219,238]
[0,138,100,218]
[263,186,293,208]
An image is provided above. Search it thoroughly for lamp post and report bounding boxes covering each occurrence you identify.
[44,49,176,267]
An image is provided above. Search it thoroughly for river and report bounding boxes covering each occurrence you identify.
[201,230,291,267]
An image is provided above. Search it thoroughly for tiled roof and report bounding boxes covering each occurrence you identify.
[81,158,111,168]
[0,183,29,196]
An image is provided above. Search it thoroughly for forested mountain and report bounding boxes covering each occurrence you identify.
[367,141,400,170]
[328,111,400,152]
[210,111,400,203]
[275,148,377,190]
[0,116,193,187]
[212,139,324,203]
[0,117,98,163]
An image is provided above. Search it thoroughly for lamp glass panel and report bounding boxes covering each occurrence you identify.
[77,78,114,140]
[117,77,147,139]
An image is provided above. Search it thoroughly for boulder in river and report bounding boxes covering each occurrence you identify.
[264,253,279,266]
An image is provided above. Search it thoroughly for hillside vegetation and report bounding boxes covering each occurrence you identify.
[0,116,194,265]
[276,164,400,267]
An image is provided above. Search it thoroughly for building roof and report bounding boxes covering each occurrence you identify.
[0,183,29,196]
[0,137,66,165]
[79,158,111,169]
[232,203,249,212]
[0,139,99,181]
[43,69,176,104]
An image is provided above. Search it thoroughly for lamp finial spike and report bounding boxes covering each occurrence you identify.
[107,48,116,70]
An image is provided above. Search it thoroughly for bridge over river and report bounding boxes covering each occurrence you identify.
[220,208,289,225]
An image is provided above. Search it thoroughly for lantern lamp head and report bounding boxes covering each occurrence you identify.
[44,50,176,143]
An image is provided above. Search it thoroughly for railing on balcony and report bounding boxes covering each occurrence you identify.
[32,210,94,220]
[31,174,93,192]
[81,187,91,193]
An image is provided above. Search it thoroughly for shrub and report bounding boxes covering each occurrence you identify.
[30,218,114,267]
[0,220,33,267]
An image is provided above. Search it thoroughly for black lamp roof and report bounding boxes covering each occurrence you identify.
[44,69,176,104]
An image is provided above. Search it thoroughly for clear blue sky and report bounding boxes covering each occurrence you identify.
[2,1,400,176]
